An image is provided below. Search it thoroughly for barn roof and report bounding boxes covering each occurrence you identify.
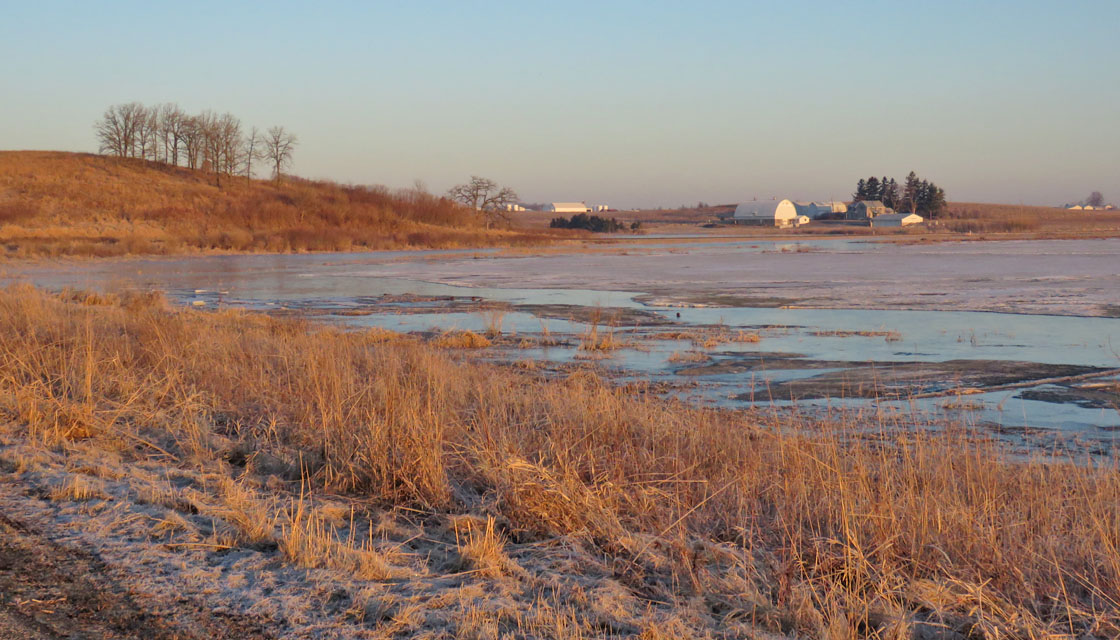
[734,199,796,218]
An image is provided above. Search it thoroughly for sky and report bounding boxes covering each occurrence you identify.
[1,1,1117,208]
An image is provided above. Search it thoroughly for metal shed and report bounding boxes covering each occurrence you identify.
[733,199,800,227]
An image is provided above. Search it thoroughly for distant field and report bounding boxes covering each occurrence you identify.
[0,151,552,258]
[515,201,1120,240]
[943,201,1120,236]
[513,205,736,229]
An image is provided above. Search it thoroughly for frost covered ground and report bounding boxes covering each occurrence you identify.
[1,436,769,639]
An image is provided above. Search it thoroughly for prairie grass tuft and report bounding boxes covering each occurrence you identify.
[433,330,492,349]
[453,516,509,578]
[48,474,109,502]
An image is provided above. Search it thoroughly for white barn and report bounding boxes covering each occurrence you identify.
[545,202,591,214]
[870,213,924,227]
[732,199,800,227]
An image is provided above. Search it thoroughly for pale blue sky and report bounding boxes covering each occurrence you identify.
[2,1,1117,207]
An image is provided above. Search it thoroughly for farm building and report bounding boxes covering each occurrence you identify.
[794,201,847,218]
[732,199,801,227]
[502,203,526,212]
[544,202,591,213]
[870,213,924,227]
[846,200,894,220]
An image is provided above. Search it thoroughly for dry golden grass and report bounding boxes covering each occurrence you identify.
[651,328,761,348]
[433,330,492,349]
[453,515,510,578]
[1,285,1118,637]
[280,490,400,580]
[578,326,620,352]
[47,474,109,502]
[0,151,553,257]
[667,350,710,364]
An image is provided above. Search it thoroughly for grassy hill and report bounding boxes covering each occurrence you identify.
[0,151,548,257]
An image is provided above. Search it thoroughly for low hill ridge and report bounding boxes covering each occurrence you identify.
[0,151,541,257]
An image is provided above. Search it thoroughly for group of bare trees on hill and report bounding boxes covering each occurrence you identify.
[95,102,297,186]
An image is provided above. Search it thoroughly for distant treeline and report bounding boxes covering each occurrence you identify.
[853,171,946,217]
[95,102,296,186]
[550,214,638,232]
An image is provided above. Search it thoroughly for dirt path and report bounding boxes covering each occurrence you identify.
[0,511,273,640]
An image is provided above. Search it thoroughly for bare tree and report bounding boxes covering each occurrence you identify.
[216,113,243,177]
[243,126,261,183]
[181,115,202,169]
[447,176,519,228]
[195,111,243,186]
[196,111,220,176]
[95,102,146,158]
[95,107,128,157]
[157,103,188,166]
[261,126,297,182]
[1086,191,1105,207]
[134,106,158,161]
[96,102,294,187]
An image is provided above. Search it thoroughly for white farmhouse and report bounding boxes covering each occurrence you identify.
[545,202,591,214]
[732,199,800,227]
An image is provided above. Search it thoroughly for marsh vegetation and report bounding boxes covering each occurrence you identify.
[1,286,1118,638]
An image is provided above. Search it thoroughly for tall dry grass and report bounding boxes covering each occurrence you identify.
[0,151,552,257]
[0,285,1117,637]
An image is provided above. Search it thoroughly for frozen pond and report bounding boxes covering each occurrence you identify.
[4,237,1120,453]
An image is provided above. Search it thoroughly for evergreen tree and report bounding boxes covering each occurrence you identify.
[916,179,931,214]
[902,171,921,213]
[853,178,867,202]
[866,177,881,202]
[882,178,900,210]
[924,184,947,218]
